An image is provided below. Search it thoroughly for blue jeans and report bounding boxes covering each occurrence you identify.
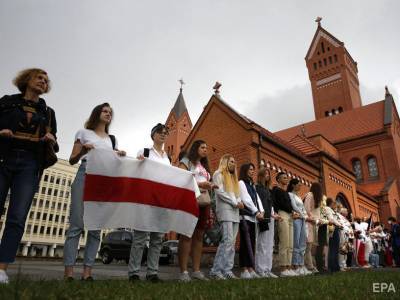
[211,221,239,275]
[0,150,40,263]
[63,163,100,267]
[292,218,307,266]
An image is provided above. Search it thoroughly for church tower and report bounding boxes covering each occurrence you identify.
[306,18,362,120]
[164,81,192,165]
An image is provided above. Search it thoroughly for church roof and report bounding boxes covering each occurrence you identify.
[171,88,188,119]
[288,134,321,156]
[275,100,387,144]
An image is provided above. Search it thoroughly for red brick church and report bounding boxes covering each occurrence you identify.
[164,21,400,225]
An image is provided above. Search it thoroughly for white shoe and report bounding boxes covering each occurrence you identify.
[280,269,295,277]
[240,270,251,279]
[288,269,299,276]
[295,268,305,276]
[249,271,260,279]
[0,270,9,284]
[267,271,279,278]
[209,272,226,280]
[192,271,209,281]
[301,267,313,275]
[179,271,191,282]
[223,272,238,280]
[258,271,269,278]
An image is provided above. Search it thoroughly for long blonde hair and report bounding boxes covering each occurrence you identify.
[218,154,240,197]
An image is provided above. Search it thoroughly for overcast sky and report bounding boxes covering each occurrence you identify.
[1,0,399,159]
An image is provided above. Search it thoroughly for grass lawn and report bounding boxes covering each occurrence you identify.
[1,271,399,300]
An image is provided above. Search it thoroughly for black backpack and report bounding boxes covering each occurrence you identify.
[143,148,171,162]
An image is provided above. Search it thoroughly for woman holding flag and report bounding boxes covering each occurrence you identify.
[63,103,125,281]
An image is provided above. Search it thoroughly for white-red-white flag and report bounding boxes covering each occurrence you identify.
[83,148,199,237]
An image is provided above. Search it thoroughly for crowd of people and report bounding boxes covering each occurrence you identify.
[0,69,399,284]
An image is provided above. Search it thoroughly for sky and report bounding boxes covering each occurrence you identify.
[1,0,399,159]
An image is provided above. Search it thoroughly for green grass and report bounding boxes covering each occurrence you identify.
[1,271,399,300]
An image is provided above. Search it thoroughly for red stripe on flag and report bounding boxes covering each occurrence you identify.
[83,174,199,217]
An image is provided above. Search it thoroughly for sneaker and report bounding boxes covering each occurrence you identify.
[310,267,319,274]
[209,272,226,280]
[191,271,209,281]
[249,271,260,279]
[280,269,296,277]
[288,269,299,276]
[223,272,238,280]
[0,270,9,284]
[301,267,312,275]
[266,271,279,278]
[179,271,191,282]
[240,270,251,279]
[257,271,269,278]
[146,274,162,283]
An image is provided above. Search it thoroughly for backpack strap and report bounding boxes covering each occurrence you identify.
[143,148,150,158]
[109,135,116,150]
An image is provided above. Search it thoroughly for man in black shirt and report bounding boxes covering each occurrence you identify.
[272,172,299,277]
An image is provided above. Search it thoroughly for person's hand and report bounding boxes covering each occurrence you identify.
[211,183,219,190]
[201,181,214,191]
[81,143,94,155]
[273,213,282,221]
[137,154,145,160]
[236,202,244,209]
[0,129,13,138]
[116,150,126,157]
[256,212,264,221]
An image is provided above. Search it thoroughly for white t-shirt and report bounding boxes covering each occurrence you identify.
[136,147,170,166]
[74,128,117,160]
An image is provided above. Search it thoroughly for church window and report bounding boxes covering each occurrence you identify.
[324,58,327,66]
[367,156,379,178]
[318,61,322,67]
[329,56,332,64]
[327,47,330,51]
[313,63,317,70]
[331,109,336,115]
[352,159,363,182]
[338,107,343,113]
[321,42,325,53]
[334,54,338,63]
[325,111,330,117]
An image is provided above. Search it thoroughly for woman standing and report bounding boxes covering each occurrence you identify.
[178,140,217,281]
[0,69,58,284]
[288,179,312,275]
[303,183,323,273]
[255,167,280,278]
[209,154,244,280]
[238,163,264,279]
[63,103,125,280]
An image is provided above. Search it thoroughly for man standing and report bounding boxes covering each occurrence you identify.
[128,123,170,283]
[388,217,400,267]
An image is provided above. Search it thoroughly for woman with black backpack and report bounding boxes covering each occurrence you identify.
[63,103,125,281]
[0,69,58,284]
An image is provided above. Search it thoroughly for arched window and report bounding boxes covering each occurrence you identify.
[338,107,343,113]
[352,159,363,181]
[313,62,317,70]
[325,111,330,117]
[367,156,379,178]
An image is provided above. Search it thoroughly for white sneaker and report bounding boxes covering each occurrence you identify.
[192,271,209,281]
[249,271,260,279]
[240,270,251,279]
[223,272,238,280]
[179,271,191,282]
[258,271,269,278]
[281,269,294,277]
[0,270,9,284]
[209,272,225,280]
[301,267,313,275]
[289,269,300,276]
[267,271,279,278]
[294,268,305,276]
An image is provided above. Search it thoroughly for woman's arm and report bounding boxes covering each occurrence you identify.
[69,139,93,165]
[213,172,238,207]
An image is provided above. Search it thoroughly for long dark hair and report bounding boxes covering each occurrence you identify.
[257,166,271,188]
[85,103,112,133]
[310,182,323,208]
[287,178,300,193]
[239,163,255,183]
[187,140,210,174]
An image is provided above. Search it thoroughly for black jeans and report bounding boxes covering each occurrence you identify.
[239,220,256,268]
[0,150,40,263]
[316,224,327,271]
[328,227,340,272]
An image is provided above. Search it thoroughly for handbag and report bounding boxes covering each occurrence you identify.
[42,108,57,169]
[198,188,211,207]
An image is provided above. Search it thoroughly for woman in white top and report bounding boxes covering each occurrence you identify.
[178,140,218,281]
[288,179,312,275]
[63,103,125,280]
[238,163,264,279]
